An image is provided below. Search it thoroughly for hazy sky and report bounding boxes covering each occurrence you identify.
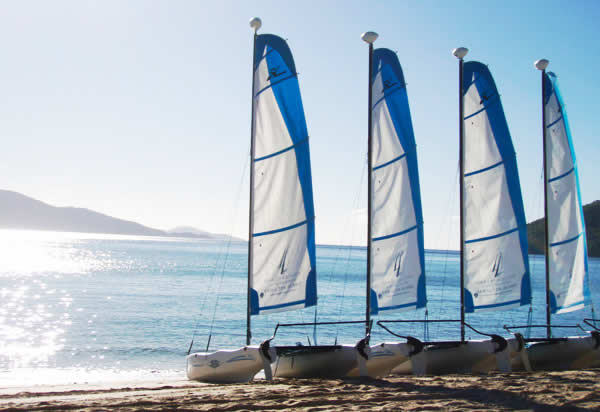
[1,1,598,249]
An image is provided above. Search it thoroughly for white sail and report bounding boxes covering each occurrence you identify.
[250,34,317,315]
[544,72,590,314]
[369,49,426,314]
[462,62,531,312]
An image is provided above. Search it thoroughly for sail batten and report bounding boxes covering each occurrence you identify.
[369,48,426,315]
[250,34,317,316]
[550,232,583,247]
[543,71,590,314]
[373,151,410,171]
[372,225,418,242]
[462,61,531,313]
[464,160,504,177]
[465,226,520,244]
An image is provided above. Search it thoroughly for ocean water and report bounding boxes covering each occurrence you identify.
[0,229,599,386]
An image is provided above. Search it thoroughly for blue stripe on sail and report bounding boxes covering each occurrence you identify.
[464,160,504,177]
[373,152,408,171]
[548,167,574,183]
[550,232,583,247]
[255,73,297,97]
[546,116,563,129]
[255,137,309,162]
[377,301,418,311]
[372,225,418,242]
[253,220,308,237]
[464,227,519,244]
[473,298,521,310]
[259,299,305,312]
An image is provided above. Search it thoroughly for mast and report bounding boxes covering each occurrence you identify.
[247,17,262,346]
[453,47,468,342]
[361,31,378,336]
[535,58,551,339]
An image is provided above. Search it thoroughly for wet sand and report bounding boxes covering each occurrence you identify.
[1,369,599,411]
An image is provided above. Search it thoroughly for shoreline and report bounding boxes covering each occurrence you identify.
[1,369,599,411]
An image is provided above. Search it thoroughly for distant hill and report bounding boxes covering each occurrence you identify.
[167,226,240,241]
[527,200,600,257]
[0,190,241,241]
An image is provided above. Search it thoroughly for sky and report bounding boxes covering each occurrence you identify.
[1,1,599,249]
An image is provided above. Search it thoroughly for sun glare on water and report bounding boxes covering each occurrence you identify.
[0,229,115,275]
[0,229,114,370]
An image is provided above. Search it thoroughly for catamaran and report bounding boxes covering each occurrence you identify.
[346,32,426,378]
[382,48,532,375]
[186,17,320,383]
[242,19,363,379]
[504,60,600,371]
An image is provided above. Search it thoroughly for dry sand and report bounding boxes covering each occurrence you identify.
[1,369,599,411]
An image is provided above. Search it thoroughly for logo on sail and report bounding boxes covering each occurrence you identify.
[393,251,404,277]
[267,66,286,81]
[479,90,496,105]
[279,247,289,274]
[382,79,397,92]
[491,252,503,278]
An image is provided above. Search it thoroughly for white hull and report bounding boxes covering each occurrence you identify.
[346,342,411,378]
[392,339,509,375]
[187,346,275,383]
[523,335,600,371]
[273,345,357,378]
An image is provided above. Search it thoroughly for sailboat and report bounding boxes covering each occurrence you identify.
[244,19,362,380]
[385,49,532,375]
[505,60,600,371]
[186,17,319,383]
[346,33,426,378]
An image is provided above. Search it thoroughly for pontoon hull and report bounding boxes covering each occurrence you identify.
[273,345,357,378]
[392,339,509,375]
[346,342,411,378]
[187,346,274,383]
[525,336,600,371]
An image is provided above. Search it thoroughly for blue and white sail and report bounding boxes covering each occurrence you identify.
[369,49,426,314]
[544,72,590,314]
[462,62,531,312]
[250,34,317,315]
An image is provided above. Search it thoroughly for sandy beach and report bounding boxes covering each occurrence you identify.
[1,369,599,411]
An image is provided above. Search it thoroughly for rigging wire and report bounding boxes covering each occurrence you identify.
[333,158,368,342]
[526,167,545,332]
[434,163,460,338]
[423,308,430,341]
[187,150,250,353]
[203,147,251,350]
[526,306,534,339]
